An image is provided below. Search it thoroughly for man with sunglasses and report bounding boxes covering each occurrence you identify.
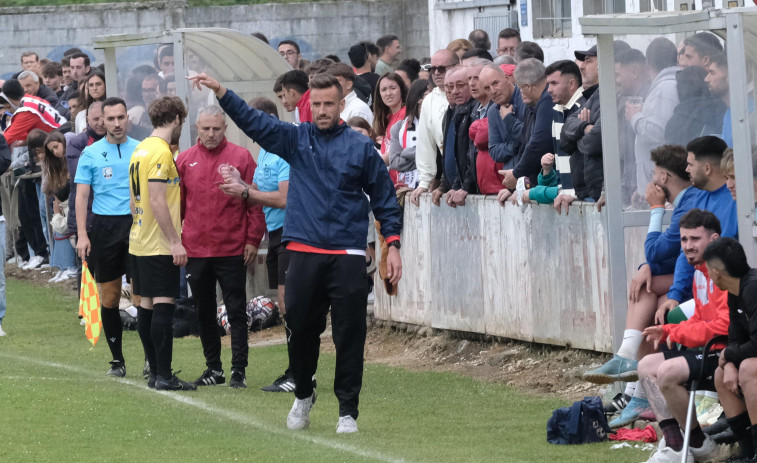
[410,49,460,206]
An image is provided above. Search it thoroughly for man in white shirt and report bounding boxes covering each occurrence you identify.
[328,63,374,125]
[410,49,459,205]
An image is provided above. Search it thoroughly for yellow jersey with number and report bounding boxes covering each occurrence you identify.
[128,137,181,256]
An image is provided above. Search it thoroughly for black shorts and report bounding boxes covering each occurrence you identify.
[130,254,180,299]
[88,214,132,283]
[663,348,722,391]
[266,227,291,289]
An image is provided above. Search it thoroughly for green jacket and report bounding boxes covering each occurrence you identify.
[528,169,560,204]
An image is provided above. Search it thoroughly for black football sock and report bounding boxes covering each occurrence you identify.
[151,303,175,379]
[137,307,157,375]
[101,306,124,363]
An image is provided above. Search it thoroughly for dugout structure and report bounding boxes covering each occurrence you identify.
[580,7,757,350]
[92,28,294,155]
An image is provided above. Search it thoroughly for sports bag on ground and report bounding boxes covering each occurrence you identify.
[546,396,611,445]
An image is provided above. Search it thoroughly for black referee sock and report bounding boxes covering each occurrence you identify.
[151,303,175,379]
[137,307,157,375]
[101,306,124,363]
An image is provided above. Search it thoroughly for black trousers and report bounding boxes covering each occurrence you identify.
[285,252,369,419]
[15,179,48,260]
[186,256,248,371]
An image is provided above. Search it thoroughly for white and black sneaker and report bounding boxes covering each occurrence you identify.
[106,361,126,377]
[604,392,631,415]
[229,369,247,389]
[193,368,225,386]
[262,374,296,392]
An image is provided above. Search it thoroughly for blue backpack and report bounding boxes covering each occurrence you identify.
[546,396,611,445]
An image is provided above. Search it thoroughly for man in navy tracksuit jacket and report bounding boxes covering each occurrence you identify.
[190,72,402,434]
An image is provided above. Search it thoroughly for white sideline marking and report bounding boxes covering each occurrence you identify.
[0,352,407,463]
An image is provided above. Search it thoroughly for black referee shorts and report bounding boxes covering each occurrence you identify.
[87,214,132,283]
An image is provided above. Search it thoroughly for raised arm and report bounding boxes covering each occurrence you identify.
[189,74,300,162]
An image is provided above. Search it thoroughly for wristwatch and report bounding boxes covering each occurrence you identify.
[387,240,401,250]
[241,188,249,200]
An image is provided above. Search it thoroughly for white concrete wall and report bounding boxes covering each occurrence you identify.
[374,197,649,353]
[0,0,429,79]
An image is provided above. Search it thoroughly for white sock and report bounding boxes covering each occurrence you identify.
[704,390,718,399]
[624,382,636,397]
[633,384,646,400]
[616,329,643,361]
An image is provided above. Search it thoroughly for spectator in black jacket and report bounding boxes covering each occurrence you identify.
[501,58,552,190]
[709,238,757,461]
[18,71,59,108]
[664,65,726,146]
[436,67,477,207]
[558,45,603,211]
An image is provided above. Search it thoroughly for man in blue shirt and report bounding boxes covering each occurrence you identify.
[583,144,699,427]
[660,136,737,318]
[74,97,140,378]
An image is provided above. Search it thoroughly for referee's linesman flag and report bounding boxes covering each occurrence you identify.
[79,262,101,346]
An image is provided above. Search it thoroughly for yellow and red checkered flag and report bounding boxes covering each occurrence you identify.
[79,262,101,346]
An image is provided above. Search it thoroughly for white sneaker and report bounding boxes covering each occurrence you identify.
[287,391,317,430]
[689,435,720,462]
[48,270,64,283]
[18,260,28,269]
[55,269,76,283]
[336,416,358,434]
[646,441,694,463]
[0,324,6,336]
[647,446,693,463]
[25,255,44,270]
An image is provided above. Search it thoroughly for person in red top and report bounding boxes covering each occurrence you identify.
[637,209,728,463]
[469,118,503,194]
[176,105,265,389]
[1,79,65,146]
[278,70,311,123]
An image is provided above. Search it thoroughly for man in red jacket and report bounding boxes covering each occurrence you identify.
[176,105,265,389]
[637,209,728,463]
[0,79,65,146]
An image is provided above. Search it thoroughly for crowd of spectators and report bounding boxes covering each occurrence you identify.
[1,26,757,457]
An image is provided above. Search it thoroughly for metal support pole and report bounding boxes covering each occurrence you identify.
[725,13,757,264]
[596,34,628,353]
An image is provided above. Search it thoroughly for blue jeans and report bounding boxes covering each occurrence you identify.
[35,182,49,247]
[0,220,6,323]
[50,232,76,271]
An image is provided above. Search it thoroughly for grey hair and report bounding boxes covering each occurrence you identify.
[196,105,226,121]
[467,58,491,68]
[18,70,39,83]
[494,54,516,66]
[482,63,506,76]
[513,58,546,85]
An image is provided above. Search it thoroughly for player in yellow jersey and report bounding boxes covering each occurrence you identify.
[128,96,195,391]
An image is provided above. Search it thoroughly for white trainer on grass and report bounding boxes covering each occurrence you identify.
[336,416,358,434]
[287,391,316,430]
